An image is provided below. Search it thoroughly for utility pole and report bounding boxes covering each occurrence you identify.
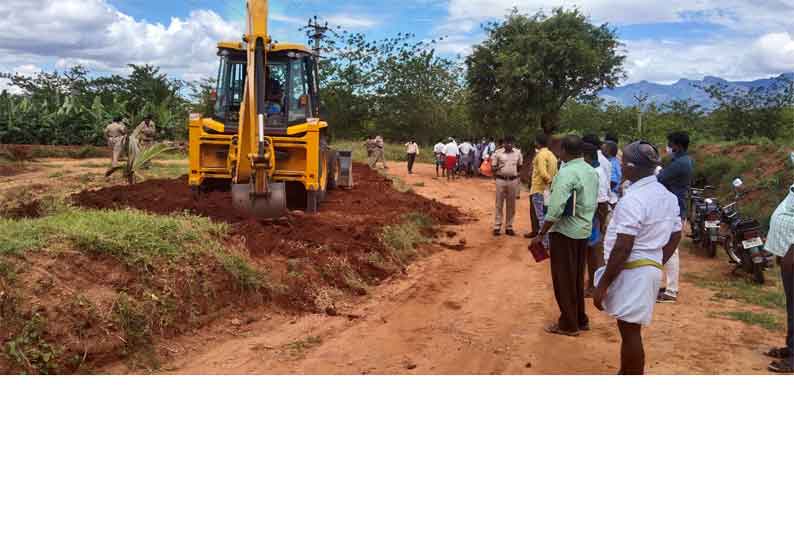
[305,15,330,58]
[634,92,649,137]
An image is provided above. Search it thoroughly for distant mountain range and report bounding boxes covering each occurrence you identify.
[598,73,794,109]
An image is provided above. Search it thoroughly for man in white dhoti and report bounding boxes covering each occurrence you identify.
[593,141,682,375]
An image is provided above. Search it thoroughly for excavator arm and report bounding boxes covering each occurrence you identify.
[231,0,287,219]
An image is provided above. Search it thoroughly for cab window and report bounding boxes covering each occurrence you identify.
[265,61,288,127]
[288,58,311,125]
[214,54,246,123]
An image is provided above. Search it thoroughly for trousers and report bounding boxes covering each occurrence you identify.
[406,153,416,173]
[664,248,680,296]
[550,232,589,333]
[494,178,519,230]
[783,266,794,359]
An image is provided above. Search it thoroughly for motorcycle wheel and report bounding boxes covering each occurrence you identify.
[724,236,742,265]
[753,263,765,285]
[707,239,717,258]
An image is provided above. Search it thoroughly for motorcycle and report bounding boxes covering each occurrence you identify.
[720,178,774,284]
[688,186,721,258]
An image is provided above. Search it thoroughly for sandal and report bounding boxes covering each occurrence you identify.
[768,360,794,374]
[764,347,791,359]
[545,324,580,337]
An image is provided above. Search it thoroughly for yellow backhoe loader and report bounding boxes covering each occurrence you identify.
[188,0,351,218]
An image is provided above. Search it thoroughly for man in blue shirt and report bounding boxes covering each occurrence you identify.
[657,132,694,303]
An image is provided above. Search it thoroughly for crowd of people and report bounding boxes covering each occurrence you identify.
[361,131,794,374]
[525,132,688,375]
[383,130,695,375]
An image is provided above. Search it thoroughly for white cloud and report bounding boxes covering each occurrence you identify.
[435,0,794,83]
[0,0,242,82]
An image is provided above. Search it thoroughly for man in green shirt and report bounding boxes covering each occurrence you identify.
[530,134,599,336]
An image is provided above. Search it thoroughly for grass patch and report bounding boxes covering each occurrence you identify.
[710,311,783,331]
[283,336,322,357]
[334,140,435,165]
[0,208,229,270]
[685,271,785,311]
[4,313,63,374]
[48,172,64,179]
[145,160,187,179]
[380,212,434,263]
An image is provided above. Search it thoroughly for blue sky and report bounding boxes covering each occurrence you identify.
[1,1,793,88]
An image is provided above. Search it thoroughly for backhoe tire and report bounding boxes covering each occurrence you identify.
[327,150,340,190]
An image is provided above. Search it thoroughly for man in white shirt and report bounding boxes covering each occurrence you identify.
[593,141,682,375]
[433,141,446,178]
[459,140,473,177]
[444,138,459,180]
[405,139,419,174]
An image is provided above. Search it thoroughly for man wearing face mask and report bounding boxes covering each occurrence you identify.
[656,132,694,303]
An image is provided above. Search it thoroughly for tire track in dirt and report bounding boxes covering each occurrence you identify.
[166,161,778,374]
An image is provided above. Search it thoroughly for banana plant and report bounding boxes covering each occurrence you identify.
[105,132,175,184]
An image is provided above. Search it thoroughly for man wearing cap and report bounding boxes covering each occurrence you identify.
[530,134,599,336]
[593,141,682,375]
[491,135,523,236]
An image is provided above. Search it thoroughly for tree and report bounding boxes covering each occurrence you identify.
[466,8,624,138]
[704,79,794,141]
[311,26,468,143]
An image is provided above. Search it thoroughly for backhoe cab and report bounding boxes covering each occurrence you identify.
[188,1,348,219]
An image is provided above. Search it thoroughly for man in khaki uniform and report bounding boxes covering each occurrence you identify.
[104,117,127,167]
[373,135,388,169]
[134,115,156,149]
[491,135,523,236]
[365,135,379,168]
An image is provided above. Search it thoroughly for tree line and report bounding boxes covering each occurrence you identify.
[2,8,793,148]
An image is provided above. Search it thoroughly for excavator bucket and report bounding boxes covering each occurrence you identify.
[231,182,288,219]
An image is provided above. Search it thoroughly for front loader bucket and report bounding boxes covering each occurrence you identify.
[232,182,288,219]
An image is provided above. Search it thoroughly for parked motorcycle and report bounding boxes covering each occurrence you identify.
[720,178,773,284]
[688,186,721,257]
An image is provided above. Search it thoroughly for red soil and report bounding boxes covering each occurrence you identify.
[72,163,464,260]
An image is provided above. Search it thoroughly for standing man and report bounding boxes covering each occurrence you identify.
[444,138,459,181]
[373,135,388,169]
[491,136,523,237]
[526,132,558,242]
[365,135,378,169]
[134,115,156,149]
[657,132,693,303]
[593,141,682,375]
[583,134,611,296]
[405,139,419,174]
[603,140,622,200]
[104,116,127,167]
[459,139,473,177]
[530,135,599,336]
[433,140,446,178]
[762,185,794,373]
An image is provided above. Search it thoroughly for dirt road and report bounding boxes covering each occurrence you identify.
[166,162,779,374]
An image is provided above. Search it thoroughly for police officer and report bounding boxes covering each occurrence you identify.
[490,135,523,236]
[104,117,127,167]
[134,115,156,149]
